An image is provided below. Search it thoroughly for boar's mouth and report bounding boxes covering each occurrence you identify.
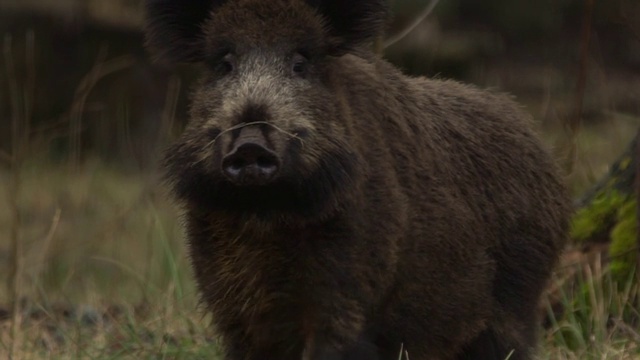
[165,145,359,219]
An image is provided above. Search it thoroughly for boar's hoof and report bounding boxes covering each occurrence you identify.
[222,142,280,185]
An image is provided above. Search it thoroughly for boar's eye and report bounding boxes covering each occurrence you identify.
[214,53,235,75]
[221,54,235,73]
[291,53,308,77]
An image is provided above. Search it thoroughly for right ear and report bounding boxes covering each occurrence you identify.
[306,0,389,54]
[144,0,228,64]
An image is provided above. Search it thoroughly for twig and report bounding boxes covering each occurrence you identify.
[557,246,640,271]
[33,209,62,282]
[565,0,596,174]
[635,129,640,278]
[68,48,136,171]
[610,317,640,343]
[4,32,24,360]
[383,0,442,49]
[158,75,181,146]
[23,30,35,155]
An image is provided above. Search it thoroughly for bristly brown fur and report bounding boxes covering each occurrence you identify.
[145,1,571,359]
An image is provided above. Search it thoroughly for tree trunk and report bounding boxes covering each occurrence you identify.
[635,128,640,279]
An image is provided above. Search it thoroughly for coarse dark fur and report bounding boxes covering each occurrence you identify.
[145,0,571,359]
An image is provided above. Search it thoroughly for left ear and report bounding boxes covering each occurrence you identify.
[306,0,389,53]
[144,0,229,65]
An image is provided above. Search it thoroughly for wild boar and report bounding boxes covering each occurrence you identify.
[145,0,571,359]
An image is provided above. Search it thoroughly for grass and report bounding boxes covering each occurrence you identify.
[0,157,638,359]
[542,257,640,359]
[0,160,223,359]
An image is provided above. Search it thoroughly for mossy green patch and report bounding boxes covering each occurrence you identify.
[609,198,638,281]
[571,188,638,282]
[571,190,627,242]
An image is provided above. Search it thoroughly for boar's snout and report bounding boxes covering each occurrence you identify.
[221,126,280,186]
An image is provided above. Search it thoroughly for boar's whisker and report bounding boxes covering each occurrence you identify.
[192,121,306,168]
[209,121,305,149]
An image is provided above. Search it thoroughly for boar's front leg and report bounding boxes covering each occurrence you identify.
[298,218,400,360]
[299,282,389,359]
[302,332,381,360]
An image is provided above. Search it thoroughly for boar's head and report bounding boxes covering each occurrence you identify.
[145,0,388,219]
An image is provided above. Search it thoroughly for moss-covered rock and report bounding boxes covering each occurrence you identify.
[571,189,627,243]
[610,198,638,281]
[571,188,638,282]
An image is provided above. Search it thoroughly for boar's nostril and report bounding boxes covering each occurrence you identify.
[222,143,280,185]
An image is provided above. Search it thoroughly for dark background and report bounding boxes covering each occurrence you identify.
[1,0,638,191]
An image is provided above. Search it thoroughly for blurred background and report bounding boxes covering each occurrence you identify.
[1,0,639,186]
[0,0,639,358]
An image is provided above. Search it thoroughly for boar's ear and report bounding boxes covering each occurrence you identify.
[144,0,228,64]
[307,0,389,53]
